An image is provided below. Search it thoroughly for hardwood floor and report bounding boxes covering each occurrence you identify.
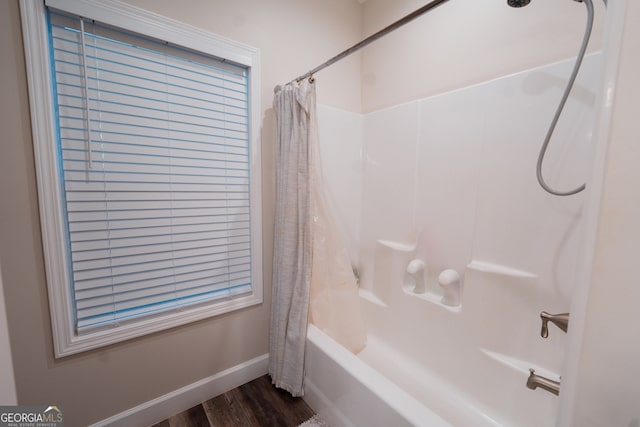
[150,375,316,427]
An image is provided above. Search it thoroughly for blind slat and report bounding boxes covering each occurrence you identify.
[73,248,251,275]
[73,257,252,290]
[71,239,251,263]
[76,283,252,329]
[56,84,249,122]
[51,26,247,87]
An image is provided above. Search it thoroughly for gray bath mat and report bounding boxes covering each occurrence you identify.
[298,414,330,427]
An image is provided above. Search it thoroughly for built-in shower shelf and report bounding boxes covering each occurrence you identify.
[377,239,416,252]
[359,288,387,307]
[467,261,538,279]
[481,348,560,380]
[401,285,462,313]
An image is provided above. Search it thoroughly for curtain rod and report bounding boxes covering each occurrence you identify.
[288,0,450,85]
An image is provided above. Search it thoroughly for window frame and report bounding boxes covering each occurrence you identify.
[20,0,263,358]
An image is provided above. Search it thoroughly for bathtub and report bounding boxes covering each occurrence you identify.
[303,261,562,427]
[304,323,451,427]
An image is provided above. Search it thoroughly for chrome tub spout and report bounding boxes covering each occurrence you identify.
[526,369,560,396]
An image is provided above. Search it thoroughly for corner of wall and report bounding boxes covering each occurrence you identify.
[0,264,18,405]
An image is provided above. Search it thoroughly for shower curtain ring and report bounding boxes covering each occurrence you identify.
[308,75,315,83]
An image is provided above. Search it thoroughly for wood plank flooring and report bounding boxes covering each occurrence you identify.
[150,375,315,427]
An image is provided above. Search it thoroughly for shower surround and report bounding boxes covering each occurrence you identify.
[305,53,603,426]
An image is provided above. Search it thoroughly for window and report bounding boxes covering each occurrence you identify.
[20,0,262,357]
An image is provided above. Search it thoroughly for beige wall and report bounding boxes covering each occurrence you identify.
[0,0,361,425]
[360,0,606,112]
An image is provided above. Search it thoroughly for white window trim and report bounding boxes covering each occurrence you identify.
[20,0,262,358]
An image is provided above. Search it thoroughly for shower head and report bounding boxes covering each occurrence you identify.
[507,0,531,6]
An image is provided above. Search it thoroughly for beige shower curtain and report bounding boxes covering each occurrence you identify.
[269,81,365,397]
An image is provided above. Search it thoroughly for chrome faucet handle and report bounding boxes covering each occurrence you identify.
[540,311,569,338]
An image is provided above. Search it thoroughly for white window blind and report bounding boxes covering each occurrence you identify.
[48,10,254,333]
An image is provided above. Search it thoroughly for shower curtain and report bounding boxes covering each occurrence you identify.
[269,81,366,396]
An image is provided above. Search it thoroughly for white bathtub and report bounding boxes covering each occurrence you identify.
[304,323,451,427]
[303,261,562,427]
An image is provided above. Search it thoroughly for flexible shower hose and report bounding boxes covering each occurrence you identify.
[536,0,594,196]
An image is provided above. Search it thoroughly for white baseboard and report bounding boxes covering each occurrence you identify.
[89,353,269,427]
